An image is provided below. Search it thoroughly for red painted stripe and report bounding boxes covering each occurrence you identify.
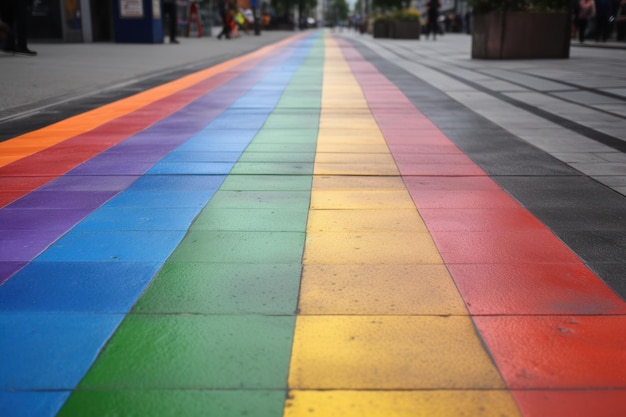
[474,316,626,388]
[0,176,56,191]
[512,390,626,417]
[449,263,626,315]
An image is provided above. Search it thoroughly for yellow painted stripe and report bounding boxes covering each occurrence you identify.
[284,34,520,417]
[0,35,305,167]
[285,390,519,417]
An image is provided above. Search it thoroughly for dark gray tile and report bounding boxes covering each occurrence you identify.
[494,176,626,210]
[588,262,626,301]
[560,231,626,264]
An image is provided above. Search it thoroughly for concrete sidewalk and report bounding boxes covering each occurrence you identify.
[0,31,296,123]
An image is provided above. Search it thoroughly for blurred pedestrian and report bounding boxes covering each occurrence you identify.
[235,9,249,35]
[243,8,254,31]
[0,16,10,48]
[425,0,441,40]
[217,0,232,39]
[616,0,626,40]
[0,0,36,56]
[578,0,595,42]
[595,0,611,41]
[163,0,179,44]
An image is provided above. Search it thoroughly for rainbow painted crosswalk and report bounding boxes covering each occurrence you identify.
[1,32,625,417]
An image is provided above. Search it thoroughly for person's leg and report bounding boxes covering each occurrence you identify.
[579,19,587,42]
[168,4,178,42]
[14,0,32,52]
[218,12,228,38]
[595,14,607,40]
[1,1,16,52]
[601,15,609,40]
[225,16,232,38]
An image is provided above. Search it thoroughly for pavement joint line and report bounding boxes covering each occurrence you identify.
[465,72,626,122]
[489,72,626,107]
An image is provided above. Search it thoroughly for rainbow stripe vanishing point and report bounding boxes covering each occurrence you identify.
[1,32,625,417]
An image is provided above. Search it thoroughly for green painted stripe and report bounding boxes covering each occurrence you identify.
[57,35,324,417]
[56,390,286,417]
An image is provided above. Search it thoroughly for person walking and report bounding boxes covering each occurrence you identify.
[217,0,233,39]
[163,0,179,44]
[594,0,611,41]
[425,0,441,40]
[0,0,36,56]
[578,0,595,42]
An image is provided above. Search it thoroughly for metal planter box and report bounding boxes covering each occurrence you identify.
[390,21,421,39]
[373,21,390,38]
[472,12,570,59]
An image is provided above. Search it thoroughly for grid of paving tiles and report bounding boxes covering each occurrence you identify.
[1,31,625,417]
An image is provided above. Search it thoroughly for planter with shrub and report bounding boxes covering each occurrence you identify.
[390,8,421,39]
[373,16,391,38]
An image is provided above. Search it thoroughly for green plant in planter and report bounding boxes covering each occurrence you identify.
[374,14,392,22]
[372,8,422,38]
[469,0,568,14]
[391,8,421,21]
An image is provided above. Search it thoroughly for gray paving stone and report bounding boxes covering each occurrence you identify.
[553,91,625,105]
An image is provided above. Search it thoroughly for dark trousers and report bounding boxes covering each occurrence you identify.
[0,0,31,51]
[578,18,589,42]
[595,13,610,41]
[427,12,439,38]
[217,12,231,38]
[163,3,178,41]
